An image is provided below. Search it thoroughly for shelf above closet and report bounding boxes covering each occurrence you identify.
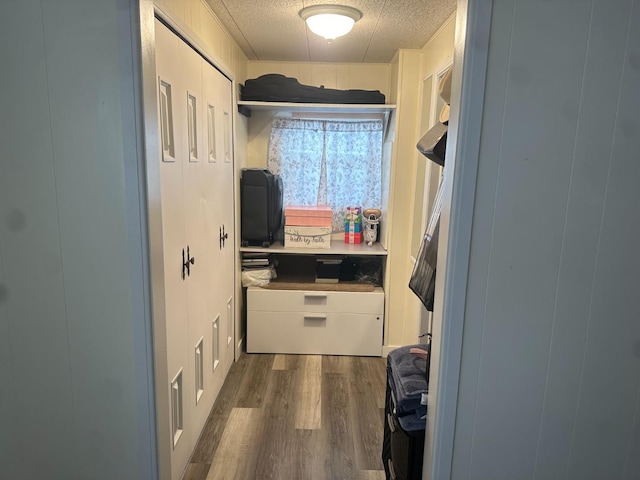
[237,101,396,115]
[237,100,397,139]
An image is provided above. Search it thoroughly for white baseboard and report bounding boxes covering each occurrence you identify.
[382,345,403,357]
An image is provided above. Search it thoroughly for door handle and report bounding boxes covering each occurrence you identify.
[182,246,195,279]
[220,225,229,249]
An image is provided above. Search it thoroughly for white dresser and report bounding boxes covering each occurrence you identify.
[247,286,384,356]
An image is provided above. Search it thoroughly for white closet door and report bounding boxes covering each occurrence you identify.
[223,91,236,365]
[178,40,214,438]
[154,20,192,479]
[213,66,236,373]
[155,19,236,480]
[201,61,227,395]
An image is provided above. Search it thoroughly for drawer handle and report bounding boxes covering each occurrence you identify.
[304,294,327,300]
[303,314,327,321]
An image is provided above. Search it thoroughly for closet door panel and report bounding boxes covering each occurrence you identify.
[177,39,213,439]
[154,20,193,478]
[201,61,227,395]
[222,101,236,368]
[212,68,236,370]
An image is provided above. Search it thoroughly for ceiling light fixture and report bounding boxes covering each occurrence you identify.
[299,5,362,41]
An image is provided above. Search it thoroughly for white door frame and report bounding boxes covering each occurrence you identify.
[424,0,493,478]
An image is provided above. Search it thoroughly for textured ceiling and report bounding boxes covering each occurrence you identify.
[203,0,456,63]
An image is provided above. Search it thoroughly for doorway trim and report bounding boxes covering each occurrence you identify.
[424,0,493,478]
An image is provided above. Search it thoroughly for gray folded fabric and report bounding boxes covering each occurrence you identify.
[397,406,427,432]
[387,345,428,416]
[388,369,420,416]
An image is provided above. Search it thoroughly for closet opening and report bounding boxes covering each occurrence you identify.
[141,2,488,478]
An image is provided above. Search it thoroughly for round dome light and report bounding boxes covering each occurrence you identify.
[299,5,362,41]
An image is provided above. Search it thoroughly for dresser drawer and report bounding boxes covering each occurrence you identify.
[247,310,383,356]
[247,287,384,315]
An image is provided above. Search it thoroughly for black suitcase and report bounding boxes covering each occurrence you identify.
[240,169,283,247]
[382,359,426,480]
[383,388,425,480]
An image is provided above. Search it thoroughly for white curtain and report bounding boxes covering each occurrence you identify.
[267,118,383,231]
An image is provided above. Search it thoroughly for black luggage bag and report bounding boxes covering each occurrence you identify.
[240,169,283,247]
[241,74,386,104]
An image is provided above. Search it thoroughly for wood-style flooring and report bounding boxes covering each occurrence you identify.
[183,353,388,480]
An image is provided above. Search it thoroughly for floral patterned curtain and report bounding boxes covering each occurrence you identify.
[268,118,383,231]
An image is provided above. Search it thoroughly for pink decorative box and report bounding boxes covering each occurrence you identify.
[285,206,333,227]
[286,215,333,227]
[284,205,332,218]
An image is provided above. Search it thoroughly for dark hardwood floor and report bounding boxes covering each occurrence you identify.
[183,353,388,480]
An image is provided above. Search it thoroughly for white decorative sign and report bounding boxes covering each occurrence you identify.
[284,226,332,249]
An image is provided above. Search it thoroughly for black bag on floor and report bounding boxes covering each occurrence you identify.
[241,74,386,104]
[241,169,283,247]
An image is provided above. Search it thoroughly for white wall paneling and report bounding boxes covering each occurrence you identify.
[0,4,76,477]
[1,1,157,478]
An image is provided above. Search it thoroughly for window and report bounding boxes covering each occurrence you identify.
[267,118,383,231]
